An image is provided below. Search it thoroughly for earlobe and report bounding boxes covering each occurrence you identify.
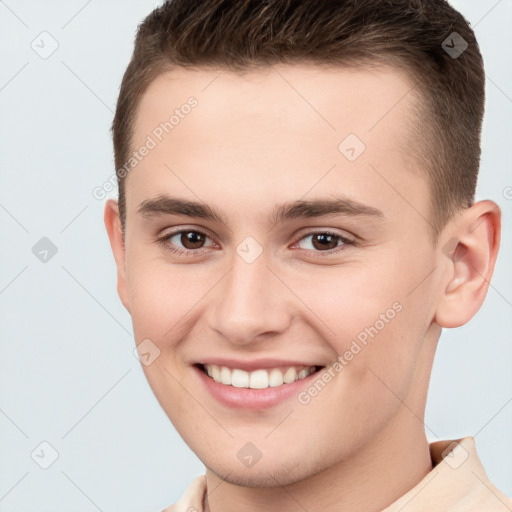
[434,201,501,328]
[104,199,131,313]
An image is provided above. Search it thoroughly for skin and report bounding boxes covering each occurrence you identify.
[104,63,500,512]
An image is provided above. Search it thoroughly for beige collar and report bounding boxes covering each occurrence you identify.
[383,436,512,511]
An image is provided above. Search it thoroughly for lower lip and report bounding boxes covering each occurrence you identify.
[194,365,322,410]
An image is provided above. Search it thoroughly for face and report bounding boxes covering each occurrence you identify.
[111,64,448,486]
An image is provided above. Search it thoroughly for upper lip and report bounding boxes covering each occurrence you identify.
[197,358,324,372]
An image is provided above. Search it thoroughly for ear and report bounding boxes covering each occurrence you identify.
[104,199,131,314]
[434,200,501,328]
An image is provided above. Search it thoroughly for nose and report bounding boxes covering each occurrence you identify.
[205,248,293,346]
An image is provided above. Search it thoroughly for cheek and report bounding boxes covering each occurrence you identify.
[342,290,434,415]
[291,262,426,396]
[288,262,403,347]
[126,256,212,342]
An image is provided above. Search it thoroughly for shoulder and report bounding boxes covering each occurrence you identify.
[160,475,207,512]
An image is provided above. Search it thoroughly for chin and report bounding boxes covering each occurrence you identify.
[210,466,306,488]
[203,454,324,488]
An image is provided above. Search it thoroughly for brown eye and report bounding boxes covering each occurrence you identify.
[157,229,216,255]
[297,232,352,252]
[310,233,340,251]
[180,231,206,249]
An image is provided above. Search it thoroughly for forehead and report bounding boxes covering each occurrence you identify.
[126,63,426,227]
[134,62,418,141]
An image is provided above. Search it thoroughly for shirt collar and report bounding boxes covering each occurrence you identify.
[383,436,511,511]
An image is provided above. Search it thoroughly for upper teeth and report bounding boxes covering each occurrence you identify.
[203,365,316,389]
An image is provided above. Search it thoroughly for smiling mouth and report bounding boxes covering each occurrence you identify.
[197,363,324,389]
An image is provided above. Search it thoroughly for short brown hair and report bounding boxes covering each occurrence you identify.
[112,0,485,242]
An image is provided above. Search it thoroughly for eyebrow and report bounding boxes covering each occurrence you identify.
[137,194,385,225]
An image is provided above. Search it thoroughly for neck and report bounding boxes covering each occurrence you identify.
[204,420,433,512]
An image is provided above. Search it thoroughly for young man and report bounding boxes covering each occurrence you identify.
[104,1,511,510]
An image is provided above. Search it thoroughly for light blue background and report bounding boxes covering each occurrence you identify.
[0,1,511,510]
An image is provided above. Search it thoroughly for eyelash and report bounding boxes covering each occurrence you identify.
[156,228,356,259]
